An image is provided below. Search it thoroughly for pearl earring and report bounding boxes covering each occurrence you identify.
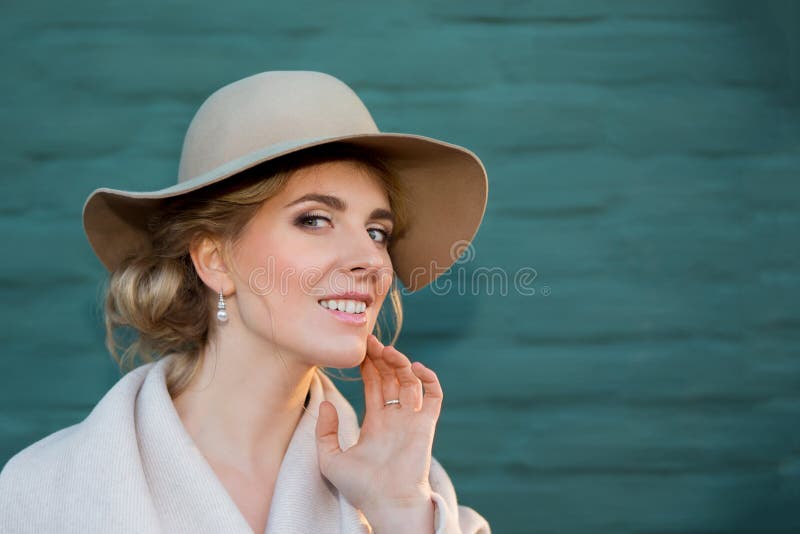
[216,288,228,322]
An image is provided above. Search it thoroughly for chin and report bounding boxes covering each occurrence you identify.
[309,336,368,369]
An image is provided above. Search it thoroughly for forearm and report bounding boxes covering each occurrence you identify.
[362,498,435,534]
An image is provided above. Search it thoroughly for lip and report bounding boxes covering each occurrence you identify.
[320,305,368,326]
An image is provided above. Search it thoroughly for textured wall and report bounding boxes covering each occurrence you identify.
[1,1,798,532]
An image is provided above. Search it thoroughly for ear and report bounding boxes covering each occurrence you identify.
[189,235,234,296]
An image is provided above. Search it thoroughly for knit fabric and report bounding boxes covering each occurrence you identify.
[0,355,490,533]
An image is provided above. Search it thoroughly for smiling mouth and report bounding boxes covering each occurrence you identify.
[318,299,367,315]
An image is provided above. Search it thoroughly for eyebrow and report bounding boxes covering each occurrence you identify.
[284,193,395,226]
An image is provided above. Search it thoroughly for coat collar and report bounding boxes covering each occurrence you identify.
[135,354,370,534]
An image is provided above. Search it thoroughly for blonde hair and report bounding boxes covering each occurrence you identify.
[101,142,411,399]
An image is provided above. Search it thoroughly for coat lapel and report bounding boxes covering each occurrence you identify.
[265,369,370,534]
[135,355,370,534]
[135,356,253,533]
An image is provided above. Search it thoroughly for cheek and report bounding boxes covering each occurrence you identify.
[240,258,322,339]
[239,235,311,293]
[250,256,310,303]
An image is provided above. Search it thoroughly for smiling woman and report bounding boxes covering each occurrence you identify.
[0,70,490,534]
[118,144,412,399]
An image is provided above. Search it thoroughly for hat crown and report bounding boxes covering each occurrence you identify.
[177,71,379,183]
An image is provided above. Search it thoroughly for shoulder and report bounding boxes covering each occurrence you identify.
[0,408,103,532]
[0,362,155,531]
[429,456,492,534]
[0,421,82,491]
[1,360,152,470]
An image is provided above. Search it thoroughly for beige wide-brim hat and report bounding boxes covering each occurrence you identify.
[82,70,488,292]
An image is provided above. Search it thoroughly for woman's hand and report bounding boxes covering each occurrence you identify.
[314,333,443,532]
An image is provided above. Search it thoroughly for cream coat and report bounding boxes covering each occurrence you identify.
[0,355,490,533]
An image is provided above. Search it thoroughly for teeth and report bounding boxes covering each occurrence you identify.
[319,299,366,314]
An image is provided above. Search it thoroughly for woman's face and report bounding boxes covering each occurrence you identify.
[228,159,396,369]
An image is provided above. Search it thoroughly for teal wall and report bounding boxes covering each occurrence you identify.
[1,1,798,532]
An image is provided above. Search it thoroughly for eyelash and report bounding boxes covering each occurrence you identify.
[295,211,393,244]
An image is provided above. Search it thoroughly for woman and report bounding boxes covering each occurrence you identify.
[0,71,490,533]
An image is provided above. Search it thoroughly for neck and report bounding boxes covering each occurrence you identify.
[171,323,317,475]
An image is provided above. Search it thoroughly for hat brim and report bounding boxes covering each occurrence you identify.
[82,132,488,293]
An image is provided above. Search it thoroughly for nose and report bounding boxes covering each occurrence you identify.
[336,226,391,284]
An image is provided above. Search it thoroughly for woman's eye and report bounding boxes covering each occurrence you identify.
[296,212,331,228]
[369,227,392,245]
[295,211,392,245]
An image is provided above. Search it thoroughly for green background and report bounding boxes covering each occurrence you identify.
[1,1,799,532]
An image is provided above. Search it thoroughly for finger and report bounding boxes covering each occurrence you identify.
[315,401,342,476]
[412,362,443,420]
[383,346,423,411]
[366,334,400,403]
[360,355,383,414]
